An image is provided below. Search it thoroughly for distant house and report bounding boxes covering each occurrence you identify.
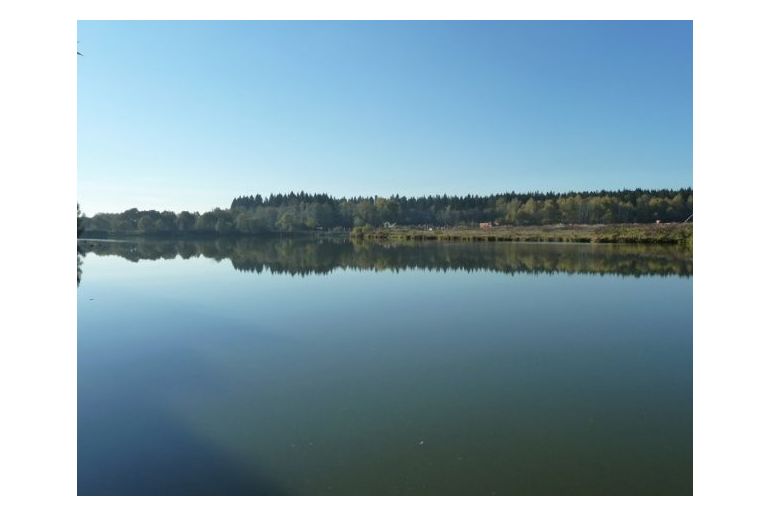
[479,222,493,229]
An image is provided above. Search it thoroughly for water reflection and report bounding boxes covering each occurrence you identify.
[77,243,84,286]
[78,235,692,495]
[78,237,692,277]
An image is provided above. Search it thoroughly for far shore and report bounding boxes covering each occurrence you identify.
[351,223,693,245]
[81,222,692,246]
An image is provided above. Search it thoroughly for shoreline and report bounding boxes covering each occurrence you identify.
[80,223,693,246]
[351,223,693,245]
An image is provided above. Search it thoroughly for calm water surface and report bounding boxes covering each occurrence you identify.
[77,238,692,495]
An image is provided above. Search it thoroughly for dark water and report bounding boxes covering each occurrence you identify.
[77,238,692,495]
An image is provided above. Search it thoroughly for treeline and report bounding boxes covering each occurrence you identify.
[82,188,692,236]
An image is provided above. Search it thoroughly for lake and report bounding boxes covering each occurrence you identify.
[77,237,692,495]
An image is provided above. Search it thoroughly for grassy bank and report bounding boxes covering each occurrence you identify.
[351,223,693,245]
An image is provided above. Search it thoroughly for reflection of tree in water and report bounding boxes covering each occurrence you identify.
[79,237,693,278]
[77,243,84,286]
[78,204,85,286]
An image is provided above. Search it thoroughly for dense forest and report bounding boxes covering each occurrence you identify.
[81,188,693,237]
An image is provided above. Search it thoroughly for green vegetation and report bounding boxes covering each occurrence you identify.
[78,203,85,237]
[81,189,693,239]
[352,223,693,245]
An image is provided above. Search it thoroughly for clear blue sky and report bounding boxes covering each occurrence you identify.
[78,21,692,214]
